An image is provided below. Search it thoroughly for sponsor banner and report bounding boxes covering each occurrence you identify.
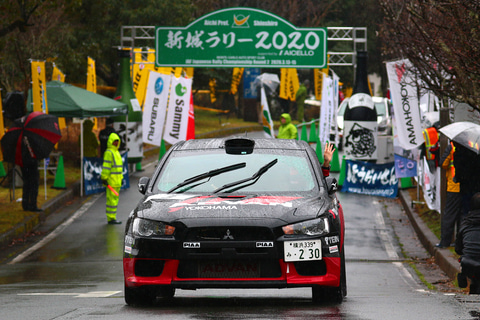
[386,59,423,150]
[155,8,327,68]
[83,153,130,196]
[163,77,192,145]
[230,67,244,95]
[419,156,441,211]
[87,57,97,93]
[279,68,299,101]
[260,86,274,138]
[343,121,378,160]
[52,65,65,82]
[319,74,334,145]
[31,60,48,113]
[143,71,172,146]
[342,159,398,198]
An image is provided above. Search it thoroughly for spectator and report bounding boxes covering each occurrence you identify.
[79,119,99,158]
[453,142,480,216]
[277,113,297,139]
[455,192,480,294]
[436,142,462,248]
[99,118,117,157]
[21,154,40,212]
[295,80,309,122]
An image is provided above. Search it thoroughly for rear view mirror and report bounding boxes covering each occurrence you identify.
[325,177,338,195]
[138,177,150,194]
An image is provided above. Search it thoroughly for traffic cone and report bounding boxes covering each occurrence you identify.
[315,137,324,164]
[52,156,66,189]
[0,161,6,178]
[300,123,308,142]
[158,139,167,161]
[136,161,144,172]
[400,177,414,189]
[330,145,341,172]
[308,122,317,144]
[338,155,347,186]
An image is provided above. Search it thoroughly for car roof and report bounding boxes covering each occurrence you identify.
[172,137,310,152]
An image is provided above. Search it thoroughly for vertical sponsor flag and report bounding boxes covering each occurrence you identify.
[52,64,65,82]
[260,86,275,138]
[185,68,194,79]
[386,59,423,150]
[142,71,172,146]
[279,68,299,101]
[314,61,329,100]
[209,78,217,104]
[318,74,334,145]
[132,48,156,109]
[86,57,97,93]
[163,77,192,145]
[186,90,195,140]
[279,68,289,100]
[230,68,244,95]
[31,60,48,113]
[51,64,66,130]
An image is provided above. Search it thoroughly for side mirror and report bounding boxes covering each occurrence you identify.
[325,176,338,195]
[138,176,150,195]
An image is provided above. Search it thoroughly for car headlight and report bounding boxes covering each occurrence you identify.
[132,218,175,237]
[282,218,329,236]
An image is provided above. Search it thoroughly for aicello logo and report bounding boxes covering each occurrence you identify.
[175,83,187,96]
[233,14,250,27]
[154,77,164,95]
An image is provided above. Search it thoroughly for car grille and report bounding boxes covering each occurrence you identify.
[184,226,275,241]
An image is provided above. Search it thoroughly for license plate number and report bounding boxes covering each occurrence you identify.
[284,240,322,262]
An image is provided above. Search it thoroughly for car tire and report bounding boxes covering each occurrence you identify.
[124,284,156,306]
[312,246,346,304]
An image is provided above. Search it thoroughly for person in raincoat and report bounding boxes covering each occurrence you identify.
[79,119,99,157]
[101,132,123,224]
[277,113,298,139]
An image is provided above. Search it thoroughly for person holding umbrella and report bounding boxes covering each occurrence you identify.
[0,112,62,212]
[101,132,123,225]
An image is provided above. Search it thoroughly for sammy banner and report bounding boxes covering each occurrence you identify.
[83,153,130,196]
[342,159,398,198]
[260,86,275,138]
[319,74,334,145]
[420,156,441,211]
[386,59,423,150]
[163,77,192,145]
[143,71,172,146]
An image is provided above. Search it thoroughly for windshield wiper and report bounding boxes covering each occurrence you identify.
[213,159,278,194]
[167,162,246,193]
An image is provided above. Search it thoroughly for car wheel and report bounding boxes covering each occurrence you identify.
[312,246,347,304]
[124,284,156,306]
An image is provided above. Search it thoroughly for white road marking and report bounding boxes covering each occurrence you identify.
[18,291,121,298]
[8,194,102,265]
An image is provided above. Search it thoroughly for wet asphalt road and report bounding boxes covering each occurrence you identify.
[1,140,480,319]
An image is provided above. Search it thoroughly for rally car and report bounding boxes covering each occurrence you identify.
[123,137,346,305]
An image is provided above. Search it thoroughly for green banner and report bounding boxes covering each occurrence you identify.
[156,7,327,69]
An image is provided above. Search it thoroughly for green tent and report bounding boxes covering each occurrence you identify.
[27,81,127,117]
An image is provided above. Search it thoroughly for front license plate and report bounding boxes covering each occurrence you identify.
[198,261,260,278]
[284,240,322,262]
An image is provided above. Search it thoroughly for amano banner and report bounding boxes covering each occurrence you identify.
[156,7,327,69]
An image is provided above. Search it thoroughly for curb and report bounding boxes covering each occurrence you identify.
[399,188,461,280]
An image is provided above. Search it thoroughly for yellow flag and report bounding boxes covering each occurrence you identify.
[185,68,194,79]
[230,68,244,95]
[51,64,67,130]
[209,78,217,104]
[174,67,183,78]
[52,64,65,82]
[87,57,97,93]
[0,91,4,161]
[288,68,300,101]
[31,60,48,113]
[279,68,289,100]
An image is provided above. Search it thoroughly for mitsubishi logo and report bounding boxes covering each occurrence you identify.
[223,229,234,240]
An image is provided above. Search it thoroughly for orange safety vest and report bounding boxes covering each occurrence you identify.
[449,142,455,178]
[423,127,439,160]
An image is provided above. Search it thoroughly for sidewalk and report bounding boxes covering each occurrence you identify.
[0,130,461,283]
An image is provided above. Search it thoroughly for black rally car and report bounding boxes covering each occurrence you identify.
[123,137,346,305]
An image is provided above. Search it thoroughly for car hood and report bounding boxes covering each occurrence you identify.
[134,193,330,228]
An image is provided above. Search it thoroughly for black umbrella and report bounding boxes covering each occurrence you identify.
[1,112,62,167]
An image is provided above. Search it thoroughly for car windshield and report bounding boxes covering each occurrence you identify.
[374,101,386,116]
[154,150,318,194]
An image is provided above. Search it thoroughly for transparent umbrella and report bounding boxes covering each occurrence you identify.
[439,121,480,155]
[253,73,280,96]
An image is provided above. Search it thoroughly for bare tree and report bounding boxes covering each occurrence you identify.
[378,0,480,111]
